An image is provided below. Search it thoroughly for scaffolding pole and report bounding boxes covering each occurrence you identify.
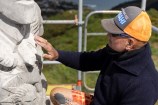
[141,0,147,10]
[76,0,83,91]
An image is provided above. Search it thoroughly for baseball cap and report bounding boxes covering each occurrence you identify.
[101,6,152,41]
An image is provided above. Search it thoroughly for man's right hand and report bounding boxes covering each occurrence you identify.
[34,35,59,60]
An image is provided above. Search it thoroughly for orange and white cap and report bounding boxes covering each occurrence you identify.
[101,6,152,41]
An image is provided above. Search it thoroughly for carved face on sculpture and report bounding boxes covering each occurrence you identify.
[0,0,36,24]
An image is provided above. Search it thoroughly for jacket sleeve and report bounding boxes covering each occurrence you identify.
[57,47,107,71]
[120,79,156,105]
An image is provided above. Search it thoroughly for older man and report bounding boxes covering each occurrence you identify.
[35,6,158,105]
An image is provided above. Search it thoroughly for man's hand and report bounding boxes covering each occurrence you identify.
[34,36,59,60]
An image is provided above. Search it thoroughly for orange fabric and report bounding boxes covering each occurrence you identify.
[124,11,151,41]
[72,90,93,105]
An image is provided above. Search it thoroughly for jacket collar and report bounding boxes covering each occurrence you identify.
[114,43,151,76]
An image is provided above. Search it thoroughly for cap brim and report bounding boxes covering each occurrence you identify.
[101,19,124,34]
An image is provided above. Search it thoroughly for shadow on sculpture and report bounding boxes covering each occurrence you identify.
[0,0,50,104]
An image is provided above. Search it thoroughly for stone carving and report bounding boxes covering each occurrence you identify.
[0,0,49,105]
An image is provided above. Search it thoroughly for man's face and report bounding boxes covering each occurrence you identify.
[0,0,35,24]
[107,33,129,52]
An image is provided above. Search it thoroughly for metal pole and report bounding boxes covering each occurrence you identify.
[43,61,61,65]
[152,26,158,34]
[43,20,76,24]
[141,0,147,10]
[76,0,83,91]
[83,10,120,51]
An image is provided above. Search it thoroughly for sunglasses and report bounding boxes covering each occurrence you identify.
[111,33,131,38]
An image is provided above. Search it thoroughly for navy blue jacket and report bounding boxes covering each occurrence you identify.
[57,43,158,105]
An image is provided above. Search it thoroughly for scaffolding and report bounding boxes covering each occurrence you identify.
[43,0,158,92]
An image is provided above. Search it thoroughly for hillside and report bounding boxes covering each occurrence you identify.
[35,0,78,18]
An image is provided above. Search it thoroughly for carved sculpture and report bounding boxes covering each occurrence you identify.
[0,0,49,104]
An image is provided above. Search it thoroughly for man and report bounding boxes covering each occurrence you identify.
[35,6,158,105]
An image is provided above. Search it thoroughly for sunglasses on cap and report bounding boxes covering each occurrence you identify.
[111,33,131,38]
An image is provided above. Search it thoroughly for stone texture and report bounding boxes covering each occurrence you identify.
[0,0,50,105]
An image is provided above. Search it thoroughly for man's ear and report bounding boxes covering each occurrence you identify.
[125,38,135,51]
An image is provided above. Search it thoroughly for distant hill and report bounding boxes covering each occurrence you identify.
[36,0,158,19]
[146,0,158,10]
[35,0,78,18]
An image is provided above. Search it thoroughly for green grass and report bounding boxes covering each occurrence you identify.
[43,64,78,84]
